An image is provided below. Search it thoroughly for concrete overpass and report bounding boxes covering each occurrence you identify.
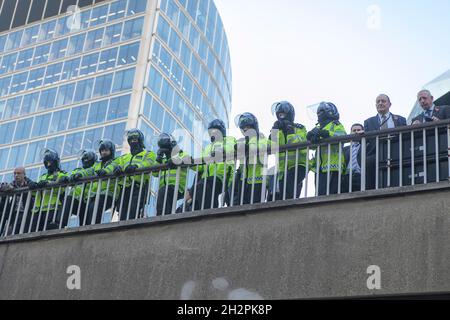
[1,182,450,300]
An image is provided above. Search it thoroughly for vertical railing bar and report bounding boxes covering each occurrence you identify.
[435,127,440,183]
[11,193,24,236]
[101,178,111,223]
[326,143,331,196]
[230,162,237,208]
[36,190,47,233]
[0,194,10,236]
[162,172,170,216]
[399,133,403,187]
[411,131,416,186]
[315,145,320,197]
[52,187,62,224]
[293,148,299,199]
[361,138,367,192]
[349,141,353,194]
[172,167,181,215]
[387,136,392,188]
[43,188,55,232]
[135,174,145,219]
[250,153,257,205]
[271,155,278,203]
[423,129,428,185]
[59,186,69,229]
[83,182,93,226]
[220,161,227,208]
[181,168,189,214]
[91,179,102,225]
[126,179,136,221]
[338,142,342,195]
[304,147,309,198]
[5,195,16,236]
[261,152,268,203]
[153,171,162,216]
[282,151,288,201]
[447,125,450,180]
[211,165,218,209]
[200,168,207,211]
[118,176,127,219]
[240,156,247,206]
[375,136,380,190]
[191,165,199,212]
[144,173,153,218]
[20,191,32,235]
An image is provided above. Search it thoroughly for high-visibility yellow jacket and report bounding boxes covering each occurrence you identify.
[197,136,237,186]
[33,171,69,213]
[112,150,157,187]
[310,121,347,173]
[236,135,275,185]
[272,124,308,177]
[158,151,191,194]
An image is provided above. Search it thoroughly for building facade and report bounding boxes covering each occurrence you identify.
[0,0,232,183]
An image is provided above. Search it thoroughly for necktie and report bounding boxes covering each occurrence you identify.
[425,110,432,118]
[351,144,360,173]
[381,115,388,130]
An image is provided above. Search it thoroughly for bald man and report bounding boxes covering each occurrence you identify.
[0,167,34,236]
[412,90,450,125]
[364,94,407,133]
[363,95,407,190]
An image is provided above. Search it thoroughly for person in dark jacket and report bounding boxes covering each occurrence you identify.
[412,90,450,125]
[0,167,35,236]
[342,124,365,193]
[364,94,407,189]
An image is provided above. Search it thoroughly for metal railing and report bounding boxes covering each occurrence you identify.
[1,120,450,239]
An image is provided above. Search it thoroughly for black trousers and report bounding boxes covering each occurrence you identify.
[277,166,306,200]
[157,185,184,216]
[62,197,87,227]
[341,173,362,193]
[119,184,149,221]
[232,182,264,206]
[86,195,114,225]
[192,177,226,211]
[30,210,62,232]
[316,172,341,196]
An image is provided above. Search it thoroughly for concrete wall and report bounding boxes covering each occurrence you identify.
[1,183,450,300]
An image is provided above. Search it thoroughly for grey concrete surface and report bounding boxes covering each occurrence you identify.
[1,183,450,300]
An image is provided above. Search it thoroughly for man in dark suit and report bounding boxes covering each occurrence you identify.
[364,94,408,133]
[412,90,450,125]
[363,94,407,189]
[342,124,365,193]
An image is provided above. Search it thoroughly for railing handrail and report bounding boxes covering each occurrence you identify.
[1,119,450,197]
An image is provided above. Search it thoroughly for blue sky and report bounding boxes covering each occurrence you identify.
[215,0,450,135]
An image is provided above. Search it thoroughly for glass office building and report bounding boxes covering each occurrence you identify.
[408,69,450,122]
[0,0,232,183]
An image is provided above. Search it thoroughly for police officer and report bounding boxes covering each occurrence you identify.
[307,102,347,196]
[29,149,69,232]
[61,150,97,227]
[234,113,273,205]
[156,133,191,216]
[270,101,308,200]
[191,120,236,210]
[89,140,122,225]
[112,129,156,221]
